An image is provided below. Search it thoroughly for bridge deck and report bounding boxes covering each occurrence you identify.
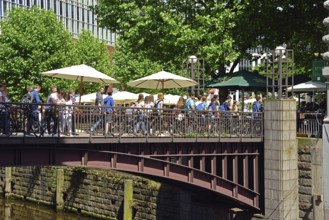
[0,103,263,211]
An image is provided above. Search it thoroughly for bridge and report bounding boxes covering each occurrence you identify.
[0,103,263,211]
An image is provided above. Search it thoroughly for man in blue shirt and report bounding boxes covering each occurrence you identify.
[104,90,115,136]
[252,96,262,119]
[26,85,42,136]
[185,92,195,114]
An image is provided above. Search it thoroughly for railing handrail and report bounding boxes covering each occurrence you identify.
[0,102,264,140]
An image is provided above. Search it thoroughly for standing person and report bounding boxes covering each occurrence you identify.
[45,86,60,136]
[252,96,263,119]
[196,96,207,111]
[173,96,185,133]
[195,96,208,132]
[136,94,145,108]
[62,92,73,136]
[152,93,164,134]
[56,90,66,135]
[104,89,115,136]
[207,95,220,133]
[90,87,105,134]
[184,92,196,132]
[232,100,239,112]
[223,96,233,111]
[148,94,155,108]
[185,92,195,114]
[154,93,164,113]
[95,87,105,106]
[69,89,78,135]
[0,84,10,136]
[26,85,42,136]
[134,94,146,134]
[195,95,202,107]
[208,95,220,113]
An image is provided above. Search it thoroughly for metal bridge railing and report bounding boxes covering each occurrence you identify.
[297,112,324,138]
[0,102,264,139]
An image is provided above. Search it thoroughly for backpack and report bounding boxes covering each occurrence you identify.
[252,101,260,112]
[21,91,35,112]
[183,99,192,110]
[196,102,206,111]
[223,101,230,111]
[21,91,34,104]
[152,100,161,114]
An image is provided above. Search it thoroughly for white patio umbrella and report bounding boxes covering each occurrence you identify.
[287,80,326,110]
[41,64,119,104]
[127,70,198,93]
[287,81,326,92]
[112,91,138,105]
[153,94,181,105]
[80,92,107,104]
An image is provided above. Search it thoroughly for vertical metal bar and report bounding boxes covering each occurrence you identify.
[253,146,259,206]
[222,145,227,179]
[200,145,205,171]
[243,146,249,188]
[233,144,238,198]
[211,145,217,175]
[211,145,217,190]
[188,147,194,182]
[138,145,144,172]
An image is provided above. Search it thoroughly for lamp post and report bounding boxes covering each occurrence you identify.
[275,46,285,98]
[266,46,294,99]
[183,55,205,96]
[189,55,197,95]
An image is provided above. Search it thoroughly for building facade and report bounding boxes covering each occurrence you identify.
[0,0,116,46]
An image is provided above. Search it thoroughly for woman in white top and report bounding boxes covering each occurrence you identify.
[136,94,145,108]
[62,92,73,136]
[134,94,146,134]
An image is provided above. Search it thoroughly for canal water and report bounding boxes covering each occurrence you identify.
[0,197,95,220]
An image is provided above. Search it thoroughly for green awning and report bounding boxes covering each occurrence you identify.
[207,70,267,89]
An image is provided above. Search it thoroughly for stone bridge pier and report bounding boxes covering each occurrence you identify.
[263,99,299,220]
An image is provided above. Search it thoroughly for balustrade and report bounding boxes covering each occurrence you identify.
[0,102,264,139]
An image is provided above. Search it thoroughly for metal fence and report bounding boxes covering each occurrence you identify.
[297,112,324,138]
[0,102,263,139]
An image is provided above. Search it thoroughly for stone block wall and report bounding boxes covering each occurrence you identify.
[298,138,323,220]
[0,166,240,220]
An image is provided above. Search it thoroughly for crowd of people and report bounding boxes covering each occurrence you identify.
[0,82,264,137]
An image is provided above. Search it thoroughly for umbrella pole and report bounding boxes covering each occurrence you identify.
[162,80,164,94]
[79,76,84,105]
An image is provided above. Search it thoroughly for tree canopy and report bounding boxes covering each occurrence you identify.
[0,7,112,101]
[94,0,327,84]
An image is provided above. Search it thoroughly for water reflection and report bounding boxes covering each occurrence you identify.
[0,197,93,220]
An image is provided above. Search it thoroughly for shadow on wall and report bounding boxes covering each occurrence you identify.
[26,166,41,198]
[63,167,87,208]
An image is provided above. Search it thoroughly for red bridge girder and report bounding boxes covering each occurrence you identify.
[0,144,261,211]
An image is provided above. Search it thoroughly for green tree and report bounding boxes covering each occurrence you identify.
[71,30,113,94]
[110,39,163,93]
[0,6,74,101]
[0,7,115,101]
[94,0,326,81]
[94,0,242,79]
